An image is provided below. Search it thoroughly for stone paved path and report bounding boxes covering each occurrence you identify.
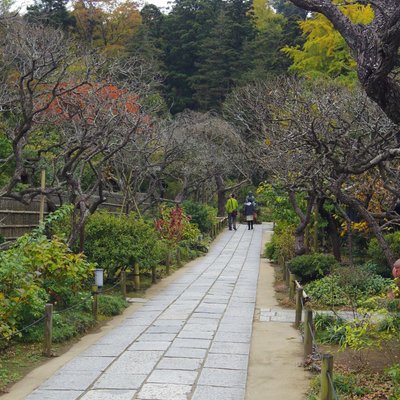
[26,223,267,400]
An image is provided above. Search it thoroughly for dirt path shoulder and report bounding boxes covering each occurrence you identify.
[246,229,311,400]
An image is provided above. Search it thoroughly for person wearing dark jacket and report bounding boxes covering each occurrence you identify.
[244,200,256,230]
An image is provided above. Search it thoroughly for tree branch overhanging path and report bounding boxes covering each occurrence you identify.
[288,0,400,125]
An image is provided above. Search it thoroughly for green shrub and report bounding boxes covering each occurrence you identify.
[0,234,94,340]
[98,295,127,316]
[20,309,96,343]
[305,268,392,307]
[386,364,400,398]
[84,211,162,278]
[17,235,95,305]
[265,222,296,261]
[43,204,74,239]
[314,313,346,344]
[155,205,202,254]
[367,232,400,277]
[18,293,127,343]
[336,266,392,301]
[288,253,337,282]
[182,200,217,233]
[305,275,347,306]
[265,241,278,261]
[333,374,367,396]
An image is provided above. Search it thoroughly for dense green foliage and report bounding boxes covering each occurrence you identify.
[98,294,128,316]
[264,221,295,261]
[126,0,304,112]
[305,269,392,307]
[182,200,217,233]
[0,233,95,340]
[314,313,346,344]
[367,231,400,277]
[19,293,127,343]
[84,211,162,277]
[288,253,337,282]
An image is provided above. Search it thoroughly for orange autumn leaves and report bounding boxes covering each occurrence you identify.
[46,83,141,120]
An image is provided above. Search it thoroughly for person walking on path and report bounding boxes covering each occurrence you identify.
[225,193,239,231]
[245,191,256,205]
[244,198,256,230]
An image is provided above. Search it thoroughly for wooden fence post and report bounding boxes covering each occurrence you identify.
[289,273,297,301]
[39,169,46,224]
[120,270,127,298]
[282,260,287,282]
[133,262,141,290]
[295,286,303,328]
[43,303,53,357]
[92,285,98,320]
[285,263,290,287]
[320,354,334,400]
[304,308,313,359]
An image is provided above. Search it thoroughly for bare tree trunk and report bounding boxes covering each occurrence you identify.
[319,202,341,262]
[288,190,316,256]
[215,175,226,217]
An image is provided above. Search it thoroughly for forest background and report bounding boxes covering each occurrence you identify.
[2,0,400,397]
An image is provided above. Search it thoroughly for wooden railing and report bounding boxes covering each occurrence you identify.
[281,259,340,400]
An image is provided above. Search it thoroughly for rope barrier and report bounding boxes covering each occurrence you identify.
[101,279,122,294]
[0,315,46,342]
[288,266,340,399]
[327,371,340,400]
[53,299,89,315]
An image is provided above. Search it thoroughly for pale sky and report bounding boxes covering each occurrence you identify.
[12,0,172,14]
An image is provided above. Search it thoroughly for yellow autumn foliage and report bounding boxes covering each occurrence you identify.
[283,3,374,83]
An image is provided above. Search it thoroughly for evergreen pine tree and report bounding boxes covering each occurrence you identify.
[26,0,75,30]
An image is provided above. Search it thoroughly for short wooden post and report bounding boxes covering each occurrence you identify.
[304,308,313,359]
[92,285,98,320]
[39,169,46,224]
[295,286,303,328]
[151,265,157,284]
[285,264,290,286]
[282,260,287,282]
[289,273,297,301]
[320,354,334,400]
[120,270,127,298]
[43,303,53,357]
[133,262,141,290]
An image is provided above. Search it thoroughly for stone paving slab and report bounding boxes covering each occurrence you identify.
[136,383,191,400]
[197,368,247,388]
[26,224,266,400]
[25,390,84,400]
[258,308,364,323]
[80,390,137,400]
[92,373,146,390]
